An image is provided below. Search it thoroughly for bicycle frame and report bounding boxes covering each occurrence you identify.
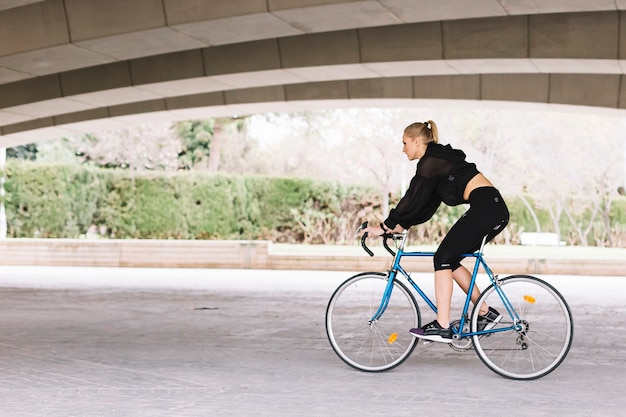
[370,232,522,339]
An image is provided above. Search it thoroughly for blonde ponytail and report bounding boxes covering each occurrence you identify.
[404,120,439,144]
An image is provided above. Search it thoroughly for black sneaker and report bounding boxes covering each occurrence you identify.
[477,307,502,332]
[410,320,452,343]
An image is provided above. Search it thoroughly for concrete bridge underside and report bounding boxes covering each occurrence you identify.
[2,0,626,146]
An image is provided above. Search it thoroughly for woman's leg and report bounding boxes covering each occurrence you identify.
[434,188,509,320]
[434,269,453,327]
[452,265,489,314]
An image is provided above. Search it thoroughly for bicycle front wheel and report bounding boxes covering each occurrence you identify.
[325,272,420,372]
[471,275,573,380]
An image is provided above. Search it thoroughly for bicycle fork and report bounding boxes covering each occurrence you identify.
[369,270,397,323]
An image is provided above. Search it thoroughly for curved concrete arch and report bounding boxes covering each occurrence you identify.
[2,1,626,145]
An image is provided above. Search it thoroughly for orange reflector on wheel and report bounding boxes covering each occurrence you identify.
[524,295,536,303]
[388,333,398,344]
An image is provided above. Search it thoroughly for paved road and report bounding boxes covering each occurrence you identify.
[0,266,624,416]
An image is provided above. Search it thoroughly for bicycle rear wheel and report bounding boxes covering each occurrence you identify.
[471,275,573,380]
[325,272,420,372]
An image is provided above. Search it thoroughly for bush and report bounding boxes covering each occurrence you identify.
[2,162,373,241]
[3,161,625,246]
[4,162,105,238]
[98,173,188,239]
[177,173,250,239]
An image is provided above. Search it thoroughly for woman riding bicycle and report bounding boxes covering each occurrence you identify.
[361,120,509,343]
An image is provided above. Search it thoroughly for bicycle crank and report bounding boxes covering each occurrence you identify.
[449,319,473,351]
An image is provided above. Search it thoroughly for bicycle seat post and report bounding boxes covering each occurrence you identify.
[477,235,488,254]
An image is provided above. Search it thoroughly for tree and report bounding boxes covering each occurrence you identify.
[207,117,248,172]
[332,108,410,217]
[65,124,181,171]
[174,116,249,171]
[7,144,38,160]
[174,120,212,169]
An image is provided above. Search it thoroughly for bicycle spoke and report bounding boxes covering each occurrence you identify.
[472,275,573,380]
[326,273,420,372]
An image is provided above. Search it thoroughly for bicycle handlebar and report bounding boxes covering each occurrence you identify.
[357,221,396,257]
[357,222,374,256]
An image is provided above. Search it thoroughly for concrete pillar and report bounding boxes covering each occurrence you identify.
[0,147,6,239]
[623,120,626,192]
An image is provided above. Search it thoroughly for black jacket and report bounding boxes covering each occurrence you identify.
[384,143,479,230]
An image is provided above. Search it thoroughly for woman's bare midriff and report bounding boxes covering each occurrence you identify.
[463,173,494,201]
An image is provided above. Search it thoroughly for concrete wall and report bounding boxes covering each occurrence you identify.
[0,239,623,276]
[3,2,626,144]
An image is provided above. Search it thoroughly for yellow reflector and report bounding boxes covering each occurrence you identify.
[524,295,536,303]
[388,333,398,344]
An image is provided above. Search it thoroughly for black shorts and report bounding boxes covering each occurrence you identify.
[434,187,509,271]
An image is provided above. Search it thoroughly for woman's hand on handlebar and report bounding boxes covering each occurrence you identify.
[358,222,403,239]
[359,224,385,239]
[356,221,403,257]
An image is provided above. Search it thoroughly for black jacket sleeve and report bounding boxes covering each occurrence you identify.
[383,174,441,230]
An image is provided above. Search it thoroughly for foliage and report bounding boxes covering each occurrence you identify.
[6,144,38,160]
[2,161,626,246]
[3,107,625,247]
[174,120,213,169]
[4,162,106,238]
[172,117,249,172]
[2,162,373,241]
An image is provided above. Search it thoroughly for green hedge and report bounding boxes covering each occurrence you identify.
[4,163,106,238]
[3,162,373,240]
[3,162,626,245]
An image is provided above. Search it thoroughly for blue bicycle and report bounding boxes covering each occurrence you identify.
[325,222,573,380]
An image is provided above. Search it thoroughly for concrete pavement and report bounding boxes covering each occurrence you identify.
[0,266,624,416]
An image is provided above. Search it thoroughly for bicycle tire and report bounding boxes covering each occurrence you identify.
[325,272,421,372]
[471,275,574,380]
